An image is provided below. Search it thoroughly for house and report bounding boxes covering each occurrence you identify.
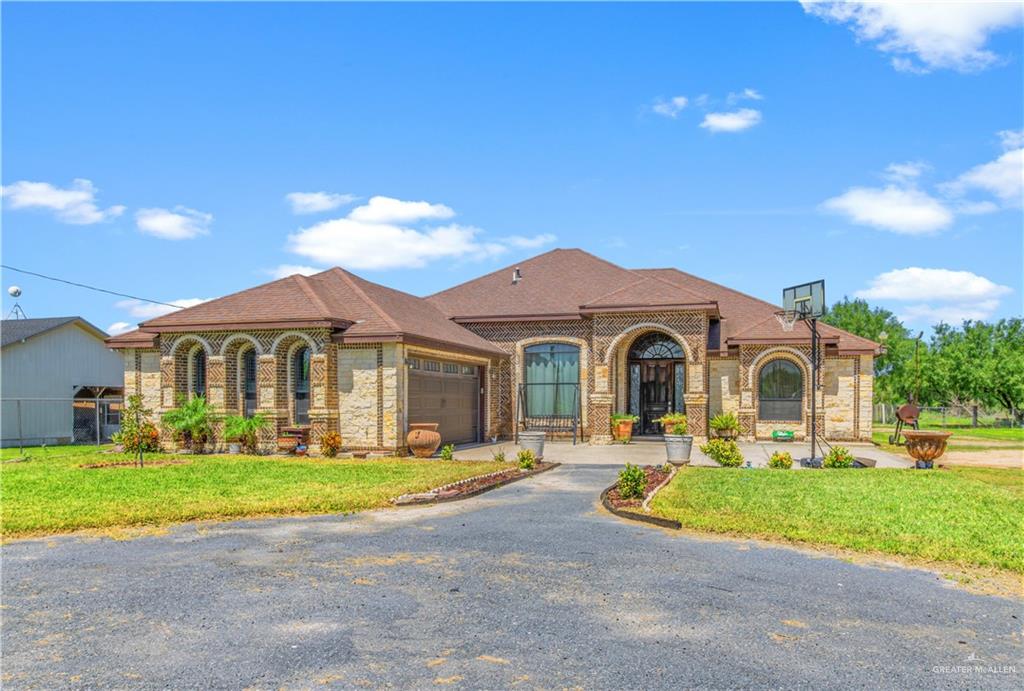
[107,249,880,452]
[2,317,124,446]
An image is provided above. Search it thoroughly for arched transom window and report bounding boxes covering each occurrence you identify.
[628,333,684,360]
[759,359,802,421]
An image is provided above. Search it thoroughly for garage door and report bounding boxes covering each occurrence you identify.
[408,359,480,445]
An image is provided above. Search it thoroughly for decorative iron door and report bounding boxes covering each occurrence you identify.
[639,361,673,434]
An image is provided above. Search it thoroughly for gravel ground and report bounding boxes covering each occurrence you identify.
[2,462,1021,689]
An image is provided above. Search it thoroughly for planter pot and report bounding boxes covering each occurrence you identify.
[518,431,546,460]
[903,430,952,468]
[277,436,299,453]
[713,428,738,441]
[612,419,635,443]
[664,434,693,464]
[227,442,242,455]
[407,423,442,458]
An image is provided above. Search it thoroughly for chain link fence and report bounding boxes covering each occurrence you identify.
[1,397,122,451]
[873,403,1019,428]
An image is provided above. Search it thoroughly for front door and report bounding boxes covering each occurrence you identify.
[639,361,673,435]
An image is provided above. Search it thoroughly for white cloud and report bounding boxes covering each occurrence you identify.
[940,147,1023,206]
[856,267,1012,325]
[652,96,688,118]
[998,129,1024,150]
[0,178,125,225]
[699,108,762,133]
[285,191,357,214]
[821,185,953,234]
[265,264,323,279]
[726,88,763,104]
[135,206,212,240]
[801,1,1023,73]
[348,196,455,224]
[286,196,555,270]
[116,297,211,320]
[883,161,929,183]
[106,321,133,336]
[501,233,558,249]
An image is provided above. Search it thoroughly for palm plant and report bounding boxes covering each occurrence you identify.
[162,395,215,451]
[223,414,269,454]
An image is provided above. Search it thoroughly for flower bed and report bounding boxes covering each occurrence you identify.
[393,462,558,505]
[605,465,671,509]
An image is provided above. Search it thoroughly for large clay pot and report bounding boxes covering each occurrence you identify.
[612,419,635,443]
[407,423,442,458]
[903,430,952,469]
[277,436,299,453]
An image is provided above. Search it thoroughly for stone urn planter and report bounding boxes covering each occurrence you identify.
[407,423,442,458]
[664,434,693,465]
[518,430,546,460]
[902,430,952,469]
[713,428,738,442]
[277,435,299,453]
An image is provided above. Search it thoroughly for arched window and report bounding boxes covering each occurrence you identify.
[759,359,802,421]
[242,349,257,417]
[293,346,310,425]
[628,332,684,360]
[190,349,207,398]
[523,343,579,418]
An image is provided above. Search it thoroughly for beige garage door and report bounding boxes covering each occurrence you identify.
[408,360,480,445]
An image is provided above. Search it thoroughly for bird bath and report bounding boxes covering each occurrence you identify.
[902,430,952,469]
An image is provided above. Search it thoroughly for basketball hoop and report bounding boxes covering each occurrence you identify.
[774,309,799,332]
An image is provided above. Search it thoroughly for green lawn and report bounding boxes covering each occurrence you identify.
[650,466,1024,574]
[872,429,1024,455]
[0,448,504,538]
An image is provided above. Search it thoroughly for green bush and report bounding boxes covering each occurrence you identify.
[824,446,855,468]
[517,448,535,469]
[709,411,740,432]
[440,444,455,461]
[112,395,160,453]
[610,413,639,423]
[700,438,743,467]
[768,451,793,469]
[161,395,215,450]
[223,414,270,454]
[656,413,688,435]
[617,463,647,499]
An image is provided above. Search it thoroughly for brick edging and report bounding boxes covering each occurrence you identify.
[394,462,560,506]
[600,473,682,530]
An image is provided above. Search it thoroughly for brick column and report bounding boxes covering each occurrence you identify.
[206,355,227,450]
[256,354,284,449]
[159,356,176,448]
[684,394,708,441]
[308,349,339,452]
[589,392,613,444]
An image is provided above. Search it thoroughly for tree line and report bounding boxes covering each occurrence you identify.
[822,298,1023,423]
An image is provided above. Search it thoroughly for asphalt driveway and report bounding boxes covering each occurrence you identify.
[2,463,1021,689]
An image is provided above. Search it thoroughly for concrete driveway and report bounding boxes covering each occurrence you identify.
[2,462,1019,689]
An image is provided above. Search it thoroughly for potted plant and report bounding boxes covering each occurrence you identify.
[709,411,740,441]
[223,414,269,454]
[518,429,546,460]
[656,413,692,464]
[610,413,639,443]
[161,395,215,453]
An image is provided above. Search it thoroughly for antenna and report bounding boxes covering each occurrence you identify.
[6,286,27,319]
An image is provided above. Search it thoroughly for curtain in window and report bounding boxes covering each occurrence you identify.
[524,343,579,417]
[293,347,310,425]
[758,359,802,421]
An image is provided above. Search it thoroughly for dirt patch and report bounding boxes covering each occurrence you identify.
[605,466,670,510]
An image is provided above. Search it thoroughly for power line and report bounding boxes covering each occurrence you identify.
[1,265,184,309]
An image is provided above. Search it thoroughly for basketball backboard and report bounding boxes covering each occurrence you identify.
[782,280,825,319]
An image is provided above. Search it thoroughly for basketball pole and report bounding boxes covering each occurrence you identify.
[809,316,818,461]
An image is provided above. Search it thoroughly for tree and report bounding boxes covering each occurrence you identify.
[988,319,1024,423]
[822,297,918,404]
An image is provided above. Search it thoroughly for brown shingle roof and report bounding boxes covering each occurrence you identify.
[106,329,157,349]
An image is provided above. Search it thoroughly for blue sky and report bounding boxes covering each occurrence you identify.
[2,2,1021,336]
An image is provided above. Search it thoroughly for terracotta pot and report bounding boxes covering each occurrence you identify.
[277,436,299,452]
[903,430,952,468]
[612,419,634,442]
[407,423,442,458]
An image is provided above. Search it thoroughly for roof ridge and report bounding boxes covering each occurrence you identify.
[293,274,333,320]
[640,268,782,311]
[580,276,648,306]
[643,271,716,303]
[139,273,305,327]
[330,268,401,332]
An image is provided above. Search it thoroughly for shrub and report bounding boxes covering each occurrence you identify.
[610,413,639,423]
[517,448,536,469]
[617,463,647,499]
[824,446,855,468]
[223,414,269,454]
[700,438,743,467]
[161,395,215,450]
[709,411,740,432]
[319,431,343,458]
[657,413,688,435]
[768,451,793,469]
[440,443,455,461]
[112,395,160,453]
[491,449,507,463]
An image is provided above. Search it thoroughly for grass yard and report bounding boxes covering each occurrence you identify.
[0,447,505,538]
[650,466,1024,574]
[872,429,1024,456]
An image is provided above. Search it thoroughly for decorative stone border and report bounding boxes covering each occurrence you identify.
[600,467,682,530]
[394,462,560,506]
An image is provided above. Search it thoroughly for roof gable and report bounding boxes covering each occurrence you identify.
[2,317,106,348]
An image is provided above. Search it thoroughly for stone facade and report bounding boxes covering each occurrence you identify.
[118,312,873,453]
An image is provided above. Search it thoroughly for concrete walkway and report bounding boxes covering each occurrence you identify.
[1,458,1016,688]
